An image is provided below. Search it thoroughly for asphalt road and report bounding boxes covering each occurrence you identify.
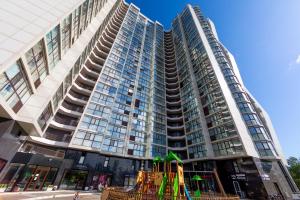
[0,190,100,200]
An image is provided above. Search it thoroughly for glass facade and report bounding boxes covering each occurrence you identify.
[46,25,60,69]
[70,3,278,161]
[52,83,63,111]
[0,1,296,198]
[0,61,32,112]
[192,6,277,157]
[61,14,72,55]
[72,5,170,159]
[25,40,47,88]
[38,103,53,131]
[72,6,81,43]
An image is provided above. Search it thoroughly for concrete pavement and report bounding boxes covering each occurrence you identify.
[0,190,101,200]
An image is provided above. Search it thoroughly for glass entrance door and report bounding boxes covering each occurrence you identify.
[25,166,50,191]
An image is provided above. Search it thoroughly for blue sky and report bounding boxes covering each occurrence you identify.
[127,0,300,158]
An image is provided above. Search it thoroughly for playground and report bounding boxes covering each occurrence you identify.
[101,152,240,200]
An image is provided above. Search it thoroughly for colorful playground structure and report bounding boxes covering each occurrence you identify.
[101,152,239,200]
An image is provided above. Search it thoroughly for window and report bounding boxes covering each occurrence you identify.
[64,70,72,94]
[91,92,114,106]
[86,0,94,24]
[95,82,117,96]
[61,14,72,55]
[72,6,81,43]
[151,145,166,157]
[107,125,127,139]
[129,130,145,143]
[243,114,261,126]
[73,57,81,78]
[46,25,61,69]
[52,83,63,110]
[127,143,145,157]
[110,113,129,127]
[73,129,103,148]
[188,144,206,159]
[79,115,107,132]
[38,103,53,130]
[153,133,166,145]
[0,61,32,112]
[25,40,47,88]
[238,102,254,113]
[86,102,110,118]
[80,0,89,33]
[212,139,243,156]
[249,126,268,140]
[187,130,204,145]
[102,138,124,153]
[255,141,274,157]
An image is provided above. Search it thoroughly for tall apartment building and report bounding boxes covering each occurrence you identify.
[0,0,298,198]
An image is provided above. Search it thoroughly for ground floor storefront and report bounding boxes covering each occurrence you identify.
[0,150,141,192]
[2,164,58,192]
[0,149,298,199]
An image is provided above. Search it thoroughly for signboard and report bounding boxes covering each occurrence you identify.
[231,173,246,181]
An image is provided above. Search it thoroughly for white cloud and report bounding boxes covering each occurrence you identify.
[288,54,300,70]
[296,55,300,64]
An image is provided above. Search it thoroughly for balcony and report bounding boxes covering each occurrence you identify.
[167,124,185,131]
[58,101,83,118]
[44,127,73,143]
[86,58,102,73]
[82,65,99,78]
[50,113,78,131]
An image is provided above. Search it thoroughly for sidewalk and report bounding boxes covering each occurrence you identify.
[0,189,99,195]
[0,190,101,200]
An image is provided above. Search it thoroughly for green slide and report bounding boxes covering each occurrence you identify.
[158,173,167,200]
[173,173,179,200]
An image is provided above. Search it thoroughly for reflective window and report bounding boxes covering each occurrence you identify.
[212,139,243,156]
[86,0,94,24]
[72,6,81,43]
[46,25,61,69]
[188,144,206,159]
[151,145,166,157]
[38,103,53,130]
[0,61,32,112]
[255,141,274,157]
[52,83,63,110]
[61,14,72,55]
[80,0,89,33]
[79,115,107,132]
[73,129,103,149]
[64,70,72,94]
[102,138,123,153]
[127,142,145,157]
[86,102,110,118]
[25,40,47,88]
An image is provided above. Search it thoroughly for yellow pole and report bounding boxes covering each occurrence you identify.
[213,168,226,197]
